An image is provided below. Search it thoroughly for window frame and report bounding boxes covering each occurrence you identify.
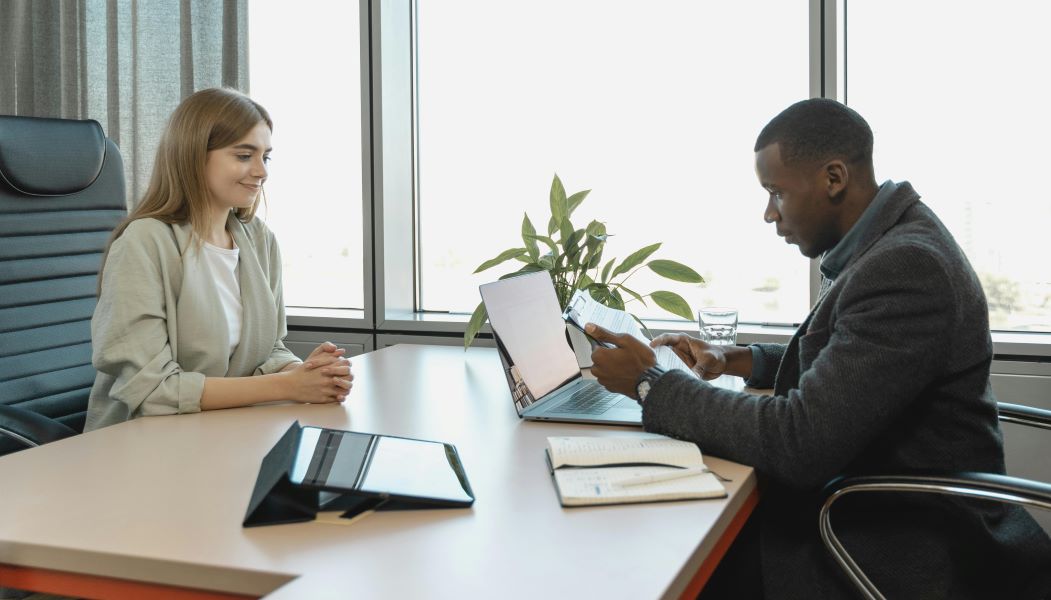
[282,0,1051,364]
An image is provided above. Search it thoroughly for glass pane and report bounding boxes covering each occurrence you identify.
[248,3,364,309]
[847,1,1051,331]
[417,1,810,324]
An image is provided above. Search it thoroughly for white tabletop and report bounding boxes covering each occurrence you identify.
[0,344,756,599]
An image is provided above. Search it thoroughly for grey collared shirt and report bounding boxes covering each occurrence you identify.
[819,180,899,283]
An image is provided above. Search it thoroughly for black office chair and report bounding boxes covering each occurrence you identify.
[0,115,127,457]
[819,402,1051,599]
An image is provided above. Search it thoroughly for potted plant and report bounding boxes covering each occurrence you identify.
[464,174,704,349]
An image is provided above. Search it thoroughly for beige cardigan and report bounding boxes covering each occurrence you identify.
[85,214,300,431]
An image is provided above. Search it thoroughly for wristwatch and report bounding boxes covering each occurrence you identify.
[635,366,666,404]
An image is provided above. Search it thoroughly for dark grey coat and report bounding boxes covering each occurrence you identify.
[644,182,1051,599]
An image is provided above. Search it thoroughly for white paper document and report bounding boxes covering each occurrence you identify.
[565,290,697,376]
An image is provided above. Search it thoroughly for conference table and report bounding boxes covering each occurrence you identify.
[0,344,757,599]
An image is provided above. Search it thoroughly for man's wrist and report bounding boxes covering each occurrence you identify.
[723,345,755,379]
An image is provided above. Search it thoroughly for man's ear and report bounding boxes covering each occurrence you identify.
[824,160,849,202]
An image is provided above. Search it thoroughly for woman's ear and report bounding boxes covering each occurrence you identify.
[824,159,849,202]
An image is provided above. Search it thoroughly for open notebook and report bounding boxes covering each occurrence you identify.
[545,435,727,507]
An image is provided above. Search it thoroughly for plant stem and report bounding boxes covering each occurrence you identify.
[618,265,647,285]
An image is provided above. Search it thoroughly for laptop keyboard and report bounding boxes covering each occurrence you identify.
[549,385,621,415]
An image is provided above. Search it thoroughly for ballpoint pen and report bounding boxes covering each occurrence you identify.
[615,467,712,487]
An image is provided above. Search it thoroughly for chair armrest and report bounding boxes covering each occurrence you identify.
[0,404,78,452]
[998,402,1051,430]
[818,472,1051,600]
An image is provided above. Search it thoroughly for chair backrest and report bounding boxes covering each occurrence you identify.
[0,115,127,454]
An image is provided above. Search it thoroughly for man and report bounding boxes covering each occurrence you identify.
[586,99,1051,599]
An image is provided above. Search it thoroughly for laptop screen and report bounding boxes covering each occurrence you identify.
[480,272,580,401]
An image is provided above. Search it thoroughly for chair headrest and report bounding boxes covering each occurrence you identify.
[0,116,108,196]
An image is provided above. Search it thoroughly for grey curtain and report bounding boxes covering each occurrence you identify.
[0,0,248,206]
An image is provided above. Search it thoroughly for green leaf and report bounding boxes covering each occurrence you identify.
[614,283,646,305]
[584,220,607,254]
[558,218,574,250]
[586,252,603,270]
[499,263,545,280]
[588,284,612,305]
[567,189,590,216]
[547,215,558,236]
[650,290,694,321]
[609,289,626,310]
[600,259,615,283]
[564,228,584,259]
[647,259,704,283]
[474,248,527,273]
[521,213,539,262]
[463,302,488,350]
[550,174,568,226]
[539,254,555,270]
[525,234,559,257]
[577,274,594,289]
[610,243,661,279]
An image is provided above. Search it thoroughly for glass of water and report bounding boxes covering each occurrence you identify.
[698,307,738,345]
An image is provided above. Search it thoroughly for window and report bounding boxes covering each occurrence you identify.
[846,0,1051,331]
[415,1,811,325]
[248,3,365,310]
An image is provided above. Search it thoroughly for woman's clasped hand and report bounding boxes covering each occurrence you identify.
[284,342,354,404]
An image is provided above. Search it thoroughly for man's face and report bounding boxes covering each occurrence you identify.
[754,143,840,258]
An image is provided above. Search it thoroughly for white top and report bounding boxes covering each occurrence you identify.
[202,240,242,357]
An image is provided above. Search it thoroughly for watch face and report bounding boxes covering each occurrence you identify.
[637,380,651,401]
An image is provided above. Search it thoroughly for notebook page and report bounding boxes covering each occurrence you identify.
[547,436,704,469]
[566,289,696,376]
[553,466,725,506]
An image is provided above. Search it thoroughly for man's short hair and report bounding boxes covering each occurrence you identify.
[754,98,873,168]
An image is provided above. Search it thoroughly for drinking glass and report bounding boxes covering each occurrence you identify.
[698,307,738,345]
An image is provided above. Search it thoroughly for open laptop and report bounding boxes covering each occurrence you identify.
[479,271,642,426]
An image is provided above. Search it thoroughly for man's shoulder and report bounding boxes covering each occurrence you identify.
[868,204,967,269]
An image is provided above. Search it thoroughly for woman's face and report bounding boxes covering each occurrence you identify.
[204,120,272,212]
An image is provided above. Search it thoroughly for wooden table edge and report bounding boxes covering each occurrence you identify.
[0,563,262,600]
[676,485,760,599]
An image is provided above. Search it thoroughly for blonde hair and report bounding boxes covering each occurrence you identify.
[99,88,272,290]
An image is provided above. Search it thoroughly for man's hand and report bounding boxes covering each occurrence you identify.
[586,323,657,398]
[649,333,726,380]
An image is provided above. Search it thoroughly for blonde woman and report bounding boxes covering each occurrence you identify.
[86,88,352,431]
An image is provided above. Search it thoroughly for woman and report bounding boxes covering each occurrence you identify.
[86,88,352,431]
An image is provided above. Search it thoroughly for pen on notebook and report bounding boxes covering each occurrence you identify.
[615,467,710,487]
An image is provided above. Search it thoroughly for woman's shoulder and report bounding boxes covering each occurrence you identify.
[120,216,174,238]
[111,217,186,261]
[237,214,276,238]
[116,217,179,247]
[234,215,280,252]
